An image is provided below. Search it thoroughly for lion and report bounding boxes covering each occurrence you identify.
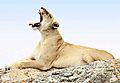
[8,7,114,70]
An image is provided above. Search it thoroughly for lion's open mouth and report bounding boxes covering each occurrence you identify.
[40,7,52,19]
[39,7,50,22]
[40,12,43,22]
[29,7,52,30]
[39,8,43,22]
[29,7,45,28]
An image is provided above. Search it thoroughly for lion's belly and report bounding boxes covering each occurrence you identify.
[53,48,87,68]
[53,55,87,68]
[52,44,93,68]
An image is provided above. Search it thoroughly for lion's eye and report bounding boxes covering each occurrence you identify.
[54,24,58,27]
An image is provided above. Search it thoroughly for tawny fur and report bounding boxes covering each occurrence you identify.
[8,7,114,70]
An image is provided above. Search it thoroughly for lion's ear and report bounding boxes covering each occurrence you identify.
[52,21,59,29]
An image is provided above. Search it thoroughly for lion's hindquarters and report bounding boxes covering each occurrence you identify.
[89,49,114,61]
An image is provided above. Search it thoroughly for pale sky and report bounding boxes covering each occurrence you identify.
[0,0,120,67]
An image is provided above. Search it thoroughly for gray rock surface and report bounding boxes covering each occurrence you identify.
[0,59,120,83]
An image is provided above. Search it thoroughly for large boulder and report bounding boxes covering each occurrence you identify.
[0,59,120,83]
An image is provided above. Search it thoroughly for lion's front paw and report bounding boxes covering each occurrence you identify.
[7,64,23,70]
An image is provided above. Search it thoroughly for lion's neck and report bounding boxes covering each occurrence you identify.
[39,29,64,53]
[39,29,64,59]
[40,29,63,42]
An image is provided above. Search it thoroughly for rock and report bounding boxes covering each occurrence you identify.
[0,59,120,83]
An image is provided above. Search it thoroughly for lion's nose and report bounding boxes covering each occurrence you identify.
[41,7,45,10]
[40,7,49,15]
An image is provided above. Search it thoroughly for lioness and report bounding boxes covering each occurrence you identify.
[8,7,114,70]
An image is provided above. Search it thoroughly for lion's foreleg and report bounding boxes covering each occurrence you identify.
[8,59,51,70]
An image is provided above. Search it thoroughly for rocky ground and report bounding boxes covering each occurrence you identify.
[0,59,120,83]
